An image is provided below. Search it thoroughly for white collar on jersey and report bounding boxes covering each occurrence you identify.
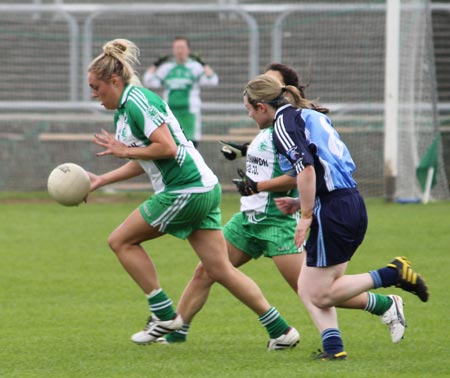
[274,103,293,119]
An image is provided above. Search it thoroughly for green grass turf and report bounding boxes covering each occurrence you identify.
[1,193,449,378]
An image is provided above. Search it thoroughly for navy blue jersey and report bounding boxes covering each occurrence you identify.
[273,104,357,195]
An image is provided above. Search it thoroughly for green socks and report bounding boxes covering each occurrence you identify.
[146,288,176,321]
[365,292,393,316]
[259,307,290,339]
[165,324,190,343]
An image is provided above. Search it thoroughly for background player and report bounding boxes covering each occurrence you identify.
[143,36,218,147]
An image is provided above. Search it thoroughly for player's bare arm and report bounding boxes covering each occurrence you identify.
[94,125,177,160]
[88,161,144,191]
[257,174,296,193]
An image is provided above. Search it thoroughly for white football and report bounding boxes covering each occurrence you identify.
[47,163,91,206]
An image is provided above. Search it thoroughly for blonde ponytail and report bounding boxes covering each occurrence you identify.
[245,74,325,112]
[88,39,141,85]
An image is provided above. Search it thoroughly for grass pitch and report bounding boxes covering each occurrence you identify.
[1,193,449,378]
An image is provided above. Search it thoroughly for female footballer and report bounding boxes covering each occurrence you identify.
[241,74,429,360]
[85,39,298,349]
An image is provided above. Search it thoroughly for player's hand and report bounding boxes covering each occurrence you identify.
[220,141,249,160]
[232,168,259,196]
[83,171,100,203]
[295,217,312,248]
[153,55,170,67]
[274,197,300,215]
[190,52,205,66]
[93,129,128,158]
[86,171,102,193]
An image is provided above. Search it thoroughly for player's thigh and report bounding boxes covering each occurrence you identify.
[298,259,348,299]
[188,229,242,283]
[188,229,229,266]
[226,240,252,268]
[109,207,163,247]
[224,212,263,260]
[272,252,304,292]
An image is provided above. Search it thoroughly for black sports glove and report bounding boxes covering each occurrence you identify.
[153,55,170,67]
[232,168,259,196]
[220,141,249,161]
[190,53,206,66]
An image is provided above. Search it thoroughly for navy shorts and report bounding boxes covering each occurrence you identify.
[305,188,368,267]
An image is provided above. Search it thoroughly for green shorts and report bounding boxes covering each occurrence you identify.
[223,211,301,259]
[139,184,222,240]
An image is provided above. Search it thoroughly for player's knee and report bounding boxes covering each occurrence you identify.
[201,264,228,283]
[310,294,334,309]
[107,232,123,254]
[298,287,333,309]
[201,267,220,282]
[193,263,215,285]
[193,263,209,280]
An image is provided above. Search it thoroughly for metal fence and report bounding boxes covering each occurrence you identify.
[0,2,449,197]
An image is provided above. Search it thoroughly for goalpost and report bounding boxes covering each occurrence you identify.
[384,0,449,203]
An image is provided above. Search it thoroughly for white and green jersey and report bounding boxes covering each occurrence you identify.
[143,58,218,114]
[241,127,298,218]
[114,84,218,194]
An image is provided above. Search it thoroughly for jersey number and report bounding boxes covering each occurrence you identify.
[320,117,345,159]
